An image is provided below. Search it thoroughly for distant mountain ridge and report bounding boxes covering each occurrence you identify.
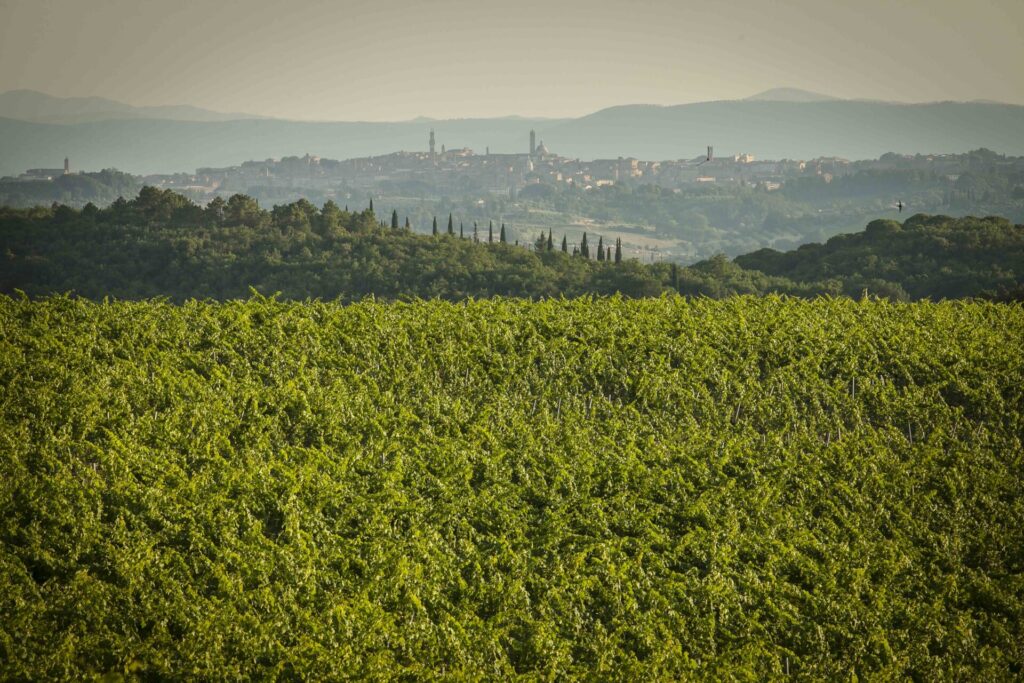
[0,89,264,124]
[1,89,1023,175]
[745,88,839,102]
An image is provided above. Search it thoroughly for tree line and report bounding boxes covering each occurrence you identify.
[0,187,1020,302]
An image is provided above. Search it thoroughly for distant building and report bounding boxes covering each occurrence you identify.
[23,167,66,181]
[530,130,536,156]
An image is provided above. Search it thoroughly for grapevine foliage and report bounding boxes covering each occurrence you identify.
[1,295,1022,679]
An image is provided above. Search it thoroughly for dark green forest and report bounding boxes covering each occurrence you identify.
[735,215,1024,301]
[1,187,1022,301]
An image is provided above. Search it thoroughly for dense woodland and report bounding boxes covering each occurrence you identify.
[736,214,1024,301]
[1,187,1022,301]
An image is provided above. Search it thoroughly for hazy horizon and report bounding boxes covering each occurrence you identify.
[6,85,1024,125]
[2,0,1022,121]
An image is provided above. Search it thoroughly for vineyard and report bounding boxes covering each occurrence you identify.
[1,294,1022,679]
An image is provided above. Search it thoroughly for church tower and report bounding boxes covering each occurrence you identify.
[529,130,536,156]
[429,129,436,159]
[64,157,69,175]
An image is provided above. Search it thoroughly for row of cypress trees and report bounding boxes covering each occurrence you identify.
[428,213,502,243]
[377,202,626,263]
[537,229,623,262]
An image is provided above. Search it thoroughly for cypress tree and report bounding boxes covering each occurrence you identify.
[500,223,507,243]
[581,232,590,259]
[597,236,605,261]
[460,222,464,239]
[615,237,622,263]
[489,221,493,243]
[405,216,410,229]
[547,229,553,251]
[561,235,568,252]
[474,222,479,242]
[447,213,454,235]
[391,209,398,229]
[671,262,679,289]
[369,198,374,212]
[432,216,438,236]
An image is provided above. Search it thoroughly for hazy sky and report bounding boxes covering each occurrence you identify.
[1,0,1022,120]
